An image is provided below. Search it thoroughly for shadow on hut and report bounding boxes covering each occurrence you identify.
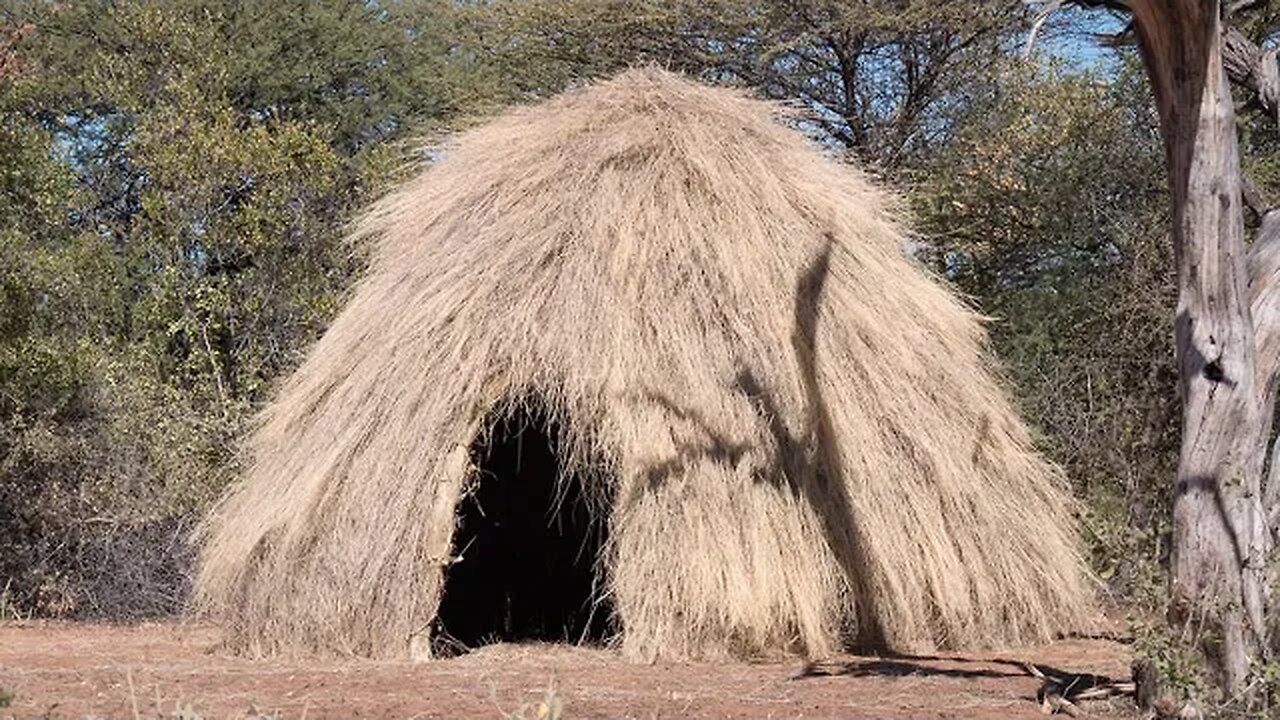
[640,236,886,650]
[437,237,884,655]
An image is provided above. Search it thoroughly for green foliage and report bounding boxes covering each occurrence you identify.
[0,0,475,617]
[5,0,478,146]
[913,59,1176,599]
[1133,615,1212,709]
[1132,604,1280,716]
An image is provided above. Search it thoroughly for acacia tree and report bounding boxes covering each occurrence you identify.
[1049,0,1280,700]
[466,0,1021,173]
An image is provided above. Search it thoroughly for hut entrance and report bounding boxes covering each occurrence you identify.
[435,404,612,653]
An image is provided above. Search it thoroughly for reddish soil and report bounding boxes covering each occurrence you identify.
[0,622,1138,719]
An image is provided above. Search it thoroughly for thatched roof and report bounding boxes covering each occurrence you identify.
[196,68,1092,660]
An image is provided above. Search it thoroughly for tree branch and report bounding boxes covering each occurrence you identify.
[1250,212,1280,510]
[1221,23,1280,126]
[1224,0,1268,19]
[1063,0,1279,124]
[1227,23,1280,513]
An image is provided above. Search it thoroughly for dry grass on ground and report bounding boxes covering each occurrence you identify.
[0,621,1139,719]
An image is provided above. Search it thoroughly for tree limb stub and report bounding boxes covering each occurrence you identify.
[1240,172,1271,219]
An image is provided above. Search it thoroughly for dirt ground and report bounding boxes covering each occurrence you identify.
[0,622,1139,719]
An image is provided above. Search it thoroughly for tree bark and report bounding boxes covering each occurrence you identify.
[1249,212,1280,512]
[1128,0,1270,692]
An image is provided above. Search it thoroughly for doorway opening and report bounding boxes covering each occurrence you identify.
[435,403,612,654]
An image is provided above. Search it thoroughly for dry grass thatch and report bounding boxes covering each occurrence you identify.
[195,68,1093,660]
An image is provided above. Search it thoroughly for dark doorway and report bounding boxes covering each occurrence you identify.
[435,404,612,654]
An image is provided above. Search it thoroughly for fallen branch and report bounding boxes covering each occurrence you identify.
[1026,661,1136,715]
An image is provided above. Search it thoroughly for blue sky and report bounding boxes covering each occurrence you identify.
[1031,6,1131,73]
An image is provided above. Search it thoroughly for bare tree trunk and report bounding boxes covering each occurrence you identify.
[1128,0,1270,692]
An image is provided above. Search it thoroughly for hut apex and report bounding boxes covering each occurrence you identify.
[195,68,1092,661]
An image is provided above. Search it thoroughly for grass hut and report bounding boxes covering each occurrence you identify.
[196,68,1092,661]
